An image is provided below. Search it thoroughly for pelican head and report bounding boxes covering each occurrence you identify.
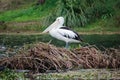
[56,17,64,26]
[42,16,64,33]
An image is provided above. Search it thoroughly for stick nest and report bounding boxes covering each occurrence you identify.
[0,42,120,73]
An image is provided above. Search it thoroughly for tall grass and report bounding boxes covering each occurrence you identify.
[0,0,119,31]
[45,0,119,28]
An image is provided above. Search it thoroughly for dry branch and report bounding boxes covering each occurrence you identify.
[0,42,119,73]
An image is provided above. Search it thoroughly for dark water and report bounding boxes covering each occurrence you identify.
[0,34,120,49]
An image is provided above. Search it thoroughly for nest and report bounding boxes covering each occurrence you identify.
[0,42,120,73]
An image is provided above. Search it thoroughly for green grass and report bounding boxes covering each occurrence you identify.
[0,0,58,32]
[0,0,119,33]
[0,0,57,22]
[0,69,119,80]
[0,18,119,33]
[0,68,25,80]
[73,18,120,33]
[0,6,48,22]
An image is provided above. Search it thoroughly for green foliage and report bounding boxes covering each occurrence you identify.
[0,69,118,79]
[0,0,57,22]
[0,6,44,21]
[46,0,118,27]
[0,68,18,80]
[0,0,119,31]
[0,68,26,80]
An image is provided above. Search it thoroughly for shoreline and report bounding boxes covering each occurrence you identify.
[0,31,120,35]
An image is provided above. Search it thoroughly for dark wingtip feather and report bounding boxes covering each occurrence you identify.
[60,27,83,42]
[75,33,83,42]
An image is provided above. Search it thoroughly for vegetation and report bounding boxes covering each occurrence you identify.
[0,68,21,80]
[0,42,120,79]
[0,0,56,22]
[47,0,115,27]
[0,68,119,80]
[0,0,120,33]
[0,0,120,79]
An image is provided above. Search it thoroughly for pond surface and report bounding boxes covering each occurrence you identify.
[0,34,120,49]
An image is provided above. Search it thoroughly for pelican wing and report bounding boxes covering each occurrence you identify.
[57,27,82,41]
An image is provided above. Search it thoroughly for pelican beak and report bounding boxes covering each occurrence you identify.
[42,27,50,33]
[42,25,54,33]
[42,20,58,34]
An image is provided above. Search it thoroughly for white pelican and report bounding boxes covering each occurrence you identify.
[42,17,82,48]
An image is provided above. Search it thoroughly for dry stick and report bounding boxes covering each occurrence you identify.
[0,42,120,72]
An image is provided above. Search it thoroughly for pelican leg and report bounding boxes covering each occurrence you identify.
[65,42,69,49]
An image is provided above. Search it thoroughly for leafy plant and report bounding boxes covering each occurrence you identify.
[0,68,18,80]
[45,0,115,28]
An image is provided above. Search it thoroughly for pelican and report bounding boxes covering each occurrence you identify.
[42,17,82,48]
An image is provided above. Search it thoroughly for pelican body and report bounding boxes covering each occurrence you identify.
[43,17,82,48]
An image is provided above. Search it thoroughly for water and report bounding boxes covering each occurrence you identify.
[0,34,120,49]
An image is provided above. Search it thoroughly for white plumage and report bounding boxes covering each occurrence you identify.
[43,17,82,48]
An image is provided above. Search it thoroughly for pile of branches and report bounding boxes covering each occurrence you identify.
[0,43,120,73]
[73,46,120,68]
